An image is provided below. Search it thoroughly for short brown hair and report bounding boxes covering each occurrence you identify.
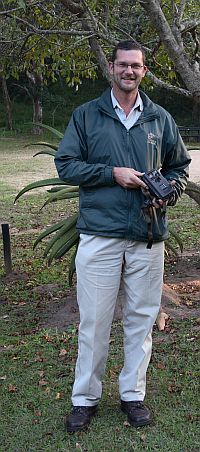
[111,40,145,64]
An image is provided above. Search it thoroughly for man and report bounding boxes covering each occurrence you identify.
[55,40,191,432]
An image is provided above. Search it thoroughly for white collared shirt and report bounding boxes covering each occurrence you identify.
[111,89,143,130]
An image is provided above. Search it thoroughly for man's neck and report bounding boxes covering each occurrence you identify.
[112,87,139,116]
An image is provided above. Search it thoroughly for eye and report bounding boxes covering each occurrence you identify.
[131,64,143,70]
[118,63,127,69]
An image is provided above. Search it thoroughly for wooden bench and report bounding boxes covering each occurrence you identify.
[178,126,200,143]
[0,221,12,274]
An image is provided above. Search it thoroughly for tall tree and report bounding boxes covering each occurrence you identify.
[0,1,199,102]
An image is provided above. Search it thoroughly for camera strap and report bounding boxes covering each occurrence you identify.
[141,202,154,249]
[141,192,164,249]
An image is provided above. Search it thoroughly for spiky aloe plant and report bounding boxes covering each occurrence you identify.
[16,124,200,283]
[15,124,80,285]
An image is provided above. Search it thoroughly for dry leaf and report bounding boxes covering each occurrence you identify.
[38,371,45,378]
[32,419,39,425]
[44,387,50,394]
[8,384,17,392]
[59,348,67,357]
[123,420,130,427]
[156,310,169,331]
[156,362,165,370]
[140,433,146,442]
[55,392,63,400]
[38,379,48,386]
[34,410,42,417]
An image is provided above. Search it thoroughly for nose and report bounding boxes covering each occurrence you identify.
[125,65,134,74]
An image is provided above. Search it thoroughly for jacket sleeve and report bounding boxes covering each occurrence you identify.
[161,114,191,205]
[54,108,115,187]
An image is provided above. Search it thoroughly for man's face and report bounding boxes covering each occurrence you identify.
[109,49,147,93]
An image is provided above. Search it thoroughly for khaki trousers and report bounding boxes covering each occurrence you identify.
[72,234,164,406]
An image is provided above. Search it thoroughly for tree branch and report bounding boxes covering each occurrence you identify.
[147,70,192,98]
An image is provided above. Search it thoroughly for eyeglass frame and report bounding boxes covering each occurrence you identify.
[113,62,145,70]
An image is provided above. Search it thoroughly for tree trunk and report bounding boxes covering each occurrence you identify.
[1,76,13,130]
[32,95,43,135]
[139,0,200,101]
[26,70,43,135]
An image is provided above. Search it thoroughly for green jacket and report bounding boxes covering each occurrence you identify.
[55,89,191,242]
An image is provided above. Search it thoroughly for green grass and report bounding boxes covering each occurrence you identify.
[0,137,199,451]
[0,318,199,451]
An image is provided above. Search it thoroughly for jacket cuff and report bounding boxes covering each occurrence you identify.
[104,167,116,185]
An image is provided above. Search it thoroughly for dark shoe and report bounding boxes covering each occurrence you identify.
[121,400,152,427]
[65,405,98,433]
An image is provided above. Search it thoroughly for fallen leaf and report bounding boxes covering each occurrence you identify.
[59,348,67,357]
[44,387,50,394]
[155,362,165,370]
[140,433,146,442]
[32,419,39,425]
[0,375,7,380]
[8,384,17,392]
[55,392,63,400]
[38,371,45,378]
[34,410,42,417]
[156,310,169,331]
[38,379,48,386]
[123,420,130,427]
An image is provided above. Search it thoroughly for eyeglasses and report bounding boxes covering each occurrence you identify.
[114,62,144,70]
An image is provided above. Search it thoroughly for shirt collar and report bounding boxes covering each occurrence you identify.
[111,89,143,112]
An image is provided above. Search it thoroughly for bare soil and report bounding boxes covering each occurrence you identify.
[28,250,199,330]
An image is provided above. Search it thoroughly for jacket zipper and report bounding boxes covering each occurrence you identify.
[126,129,134,236]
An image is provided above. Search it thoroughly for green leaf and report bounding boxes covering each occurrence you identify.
[52,232,79,262]
[25,142,58,152]
[43,188,79,207]
[43,216,78,258]
[68,243,79,287]
[33,149,57,157]
[17,0,26,10]
[31,123,64,139]
[165,240,179,256]
[169,227,183,253]
[47,230,79,265]
[33,218,68,249]
[14,178,69,202]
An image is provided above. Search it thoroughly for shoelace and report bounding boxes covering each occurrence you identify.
[72,406,94,414]
[125,402,145,410]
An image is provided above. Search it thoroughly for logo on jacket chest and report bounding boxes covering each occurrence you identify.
[147,132,157,145]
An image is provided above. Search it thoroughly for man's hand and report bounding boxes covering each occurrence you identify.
[142,179,177,208]
[113,167,147,189]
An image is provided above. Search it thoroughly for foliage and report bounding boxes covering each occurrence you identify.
[1,0,199,99]
[0,1,98,86]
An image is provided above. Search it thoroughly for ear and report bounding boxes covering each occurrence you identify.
[142,65,148,78]
[108,61,114,74]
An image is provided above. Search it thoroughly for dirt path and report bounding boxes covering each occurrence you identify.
[189,150,200,182]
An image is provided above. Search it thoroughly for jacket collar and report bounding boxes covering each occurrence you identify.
[98,88,159,119]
